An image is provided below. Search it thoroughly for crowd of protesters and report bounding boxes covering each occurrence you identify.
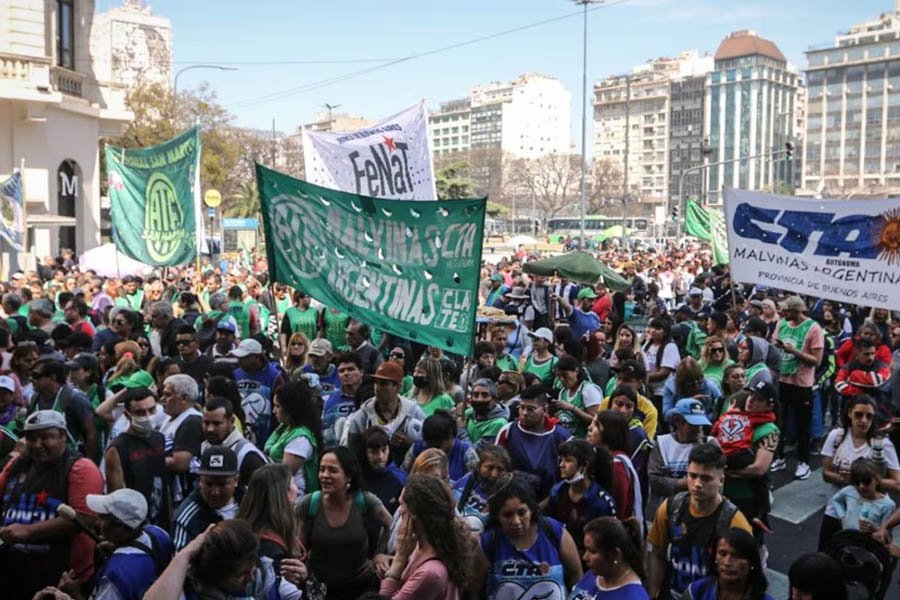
[0,242,895,599]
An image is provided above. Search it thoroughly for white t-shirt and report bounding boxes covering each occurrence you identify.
[821,428,900,484]
[216,500,239,520]
[643,342,681,395]
[285,436,314,495]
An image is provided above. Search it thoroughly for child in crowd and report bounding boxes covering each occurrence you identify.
[827,458,895,532]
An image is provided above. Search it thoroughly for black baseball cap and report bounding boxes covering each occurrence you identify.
[746,379,777,405]
[196,445,238,476]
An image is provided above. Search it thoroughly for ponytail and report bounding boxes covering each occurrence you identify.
[111,340,142,381]
[583,516,646,582]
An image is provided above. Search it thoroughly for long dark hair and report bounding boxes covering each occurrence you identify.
[644,316,676,376]
[236,464,297,555]
[274,379,324,451]
[486,475,540,531]
[709,528,769,600]
[838,395,878,447]
[595,410,630,453]
[584,516,645,581]
[403,474,474,588]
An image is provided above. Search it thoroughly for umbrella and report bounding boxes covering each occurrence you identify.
[79,244,154,277]
[507,234,539,246]
[522,251,631,292]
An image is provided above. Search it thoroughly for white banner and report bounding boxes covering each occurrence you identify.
[302,100,436,200]
[723,187,900,310]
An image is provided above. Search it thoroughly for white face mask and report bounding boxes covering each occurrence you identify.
[564,469,585,485]
[130,415,154,436]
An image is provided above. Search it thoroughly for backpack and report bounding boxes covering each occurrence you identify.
[305,490,380,558]
[126,527,169,577]
[666,491,737,568]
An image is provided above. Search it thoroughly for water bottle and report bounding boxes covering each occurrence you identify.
[872,436,886,477]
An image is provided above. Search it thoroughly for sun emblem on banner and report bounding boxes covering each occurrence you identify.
[874,207,900,266]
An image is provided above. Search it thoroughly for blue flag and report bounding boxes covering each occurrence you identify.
[0,172,24,251]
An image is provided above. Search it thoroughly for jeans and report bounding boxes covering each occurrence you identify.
[777,382,813,463]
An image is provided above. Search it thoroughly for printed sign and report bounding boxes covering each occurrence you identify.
[256,163,484,355]
[0,172,24,251]
[302,101,436,200]
[106,127,202,266]
[723,187,900,309]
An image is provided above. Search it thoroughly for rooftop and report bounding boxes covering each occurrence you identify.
[715,30,786,63]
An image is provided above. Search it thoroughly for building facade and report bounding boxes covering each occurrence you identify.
[429,72,571,159]
[668,75,709,210]
[706,30,801,204]
[594,51,713,205]
[803,2,900,196]
[91,0,172,90]
[0,0,132,264]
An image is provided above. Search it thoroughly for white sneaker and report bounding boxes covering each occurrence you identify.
[795,462,811,480]
[770,458,786,472]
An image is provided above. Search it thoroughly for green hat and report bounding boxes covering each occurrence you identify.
[490,274,503,282]
[576,288,597,300]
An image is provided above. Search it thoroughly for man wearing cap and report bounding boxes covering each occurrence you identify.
[464,378,509,445]
[31,357,99,462]
[77,488,175,600]
[174,325,212,388]
[343,361,425,466]
[484,273,507,308]
[105,387,169,528]
[0,410,103,597]
[557,287,601,340]
[647,398,716,514]
[172,445,240,551]
[681,287,710,321]
[646,443,752,600]
[231,338,284,445]
[523,327,558,386]
[205,317,237,359]
[160,374,203,507]
[302,338,340,395]
[771,296,823,480]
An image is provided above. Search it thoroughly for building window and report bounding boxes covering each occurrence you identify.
[57,0,75,69]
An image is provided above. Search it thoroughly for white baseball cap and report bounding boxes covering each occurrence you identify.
[86,488,148,529]
[229,338,263,358]
[527,327,554,344]
[0,375,14,393]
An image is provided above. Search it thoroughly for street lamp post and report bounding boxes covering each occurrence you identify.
[573,0,602,250]
[172,64,238,118]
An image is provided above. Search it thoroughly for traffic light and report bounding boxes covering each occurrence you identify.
[672,202,680,221]
[785,142,794,162]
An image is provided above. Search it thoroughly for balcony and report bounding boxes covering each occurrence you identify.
[0,52,51,90]
[51,67,84,97]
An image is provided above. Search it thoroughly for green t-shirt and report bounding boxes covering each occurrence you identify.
[264,424,319,493]
[496,353,518,373]
[557,381,602,438]
[776,318,816,376]
[723,422,779,500]
[322,308,350,352]
[465,409,507,444]
[701,359,734,387]
[284,306,319,343]
[399,374,414,397]
[523,355,558,386]
[417,393,455,417]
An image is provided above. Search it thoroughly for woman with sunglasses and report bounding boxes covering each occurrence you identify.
[699,335,734,387]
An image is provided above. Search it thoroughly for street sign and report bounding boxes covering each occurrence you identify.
[204,189,222,208]
[207,207,216,218]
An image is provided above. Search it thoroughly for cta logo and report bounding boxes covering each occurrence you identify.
[144,172,186,263]
[732,203,900,264]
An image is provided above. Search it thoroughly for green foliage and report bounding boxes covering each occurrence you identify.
[224,180,260,218]
[486,201,509,217]
[435,161,476,200]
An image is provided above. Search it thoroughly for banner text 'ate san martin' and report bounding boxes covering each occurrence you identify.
[724,187,900,310]
[302,101,436,200]
[256,164,484,355]
[106,127,202,266]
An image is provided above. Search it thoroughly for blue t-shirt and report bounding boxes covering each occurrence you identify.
[686,577,775,600]
[302,364,341,396]
[454,473,490,523]
[569,308,601,340]
[569,573,650,599]
[322,390,357,447]
[481,517,567,600]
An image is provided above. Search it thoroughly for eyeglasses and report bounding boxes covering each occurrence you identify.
[852,411,874,420]
[113,319,128,326]
[389,352,405,359]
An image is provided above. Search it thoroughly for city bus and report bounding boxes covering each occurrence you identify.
[546,215,650,243]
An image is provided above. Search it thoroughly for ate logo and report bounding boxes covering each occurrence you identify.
[349,135,414,198]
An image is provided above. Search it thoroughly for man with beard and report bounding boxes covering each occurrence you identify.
[201,396,267,488]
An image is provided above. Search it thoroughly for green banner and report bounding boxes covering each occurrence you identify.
[684,198,728,266]
[256,164,486,356]
[106,127,201,266]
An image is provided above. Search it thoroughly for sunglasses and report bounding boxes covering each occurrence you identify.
[389,352,405,359]
[175,339,194,346]
[710,347,725,353]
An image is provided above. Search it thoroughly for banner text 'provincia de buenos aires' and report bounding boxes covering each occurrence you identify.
[723,187,900,310]
[256,164,485,355]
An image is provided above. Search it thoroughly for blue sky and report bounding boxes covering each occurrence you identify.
[99,0,886,143]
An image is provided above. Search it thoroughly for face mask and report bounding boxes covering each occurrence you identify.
[130,415,154,436]
[413,375,428,389]
[564,469,585,485]
[471,402,492,417]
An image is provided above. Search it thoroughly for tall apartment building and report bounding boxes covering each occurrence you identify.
[0,0,132,262]
[91,0,173,89]
[594,51,713,204]
[429,72,572,159]
[706,30,801,204]
[803,2,900,196]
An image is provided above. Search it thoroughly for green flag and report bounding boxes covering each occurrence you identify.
[256,164,486,356]
[684,198,729,265]
[106,127,201,266]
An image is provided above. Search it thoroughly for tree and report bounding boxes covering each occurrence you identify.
[223,179,259,218]
[435,161,476,199]
[505,153,582,222]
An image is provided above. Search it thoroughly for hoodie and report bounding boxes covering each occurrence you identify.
[745,337,776,391]
[464,402,510,445]
[343,396,426,464]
